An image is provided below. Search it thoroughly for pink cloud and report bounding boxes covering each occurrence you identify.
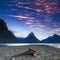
[35,27,42,31]
[32,24,46,31]
[9,15,35,20]
[36,0,45,3]
[28,21,46,31]
[17,6,33,10]
[50,28,60,34]
[35,9,43,12]
[13,15,29,19]
[35,2,41,6]
[24,17,46,31]
[25,19,34,24]
[12,31,26,37]
[43,1,58,13]
[7,0,59,13]
[54,28,60,32]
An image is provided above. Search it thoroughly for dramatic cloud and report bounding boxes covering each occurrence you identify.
[6,0,60,13]
[0,0,60,40]
[35,9,44,13]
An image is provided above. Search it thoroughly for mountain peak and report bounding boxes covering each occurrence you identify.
[0,19,8,34]
[25,32,40,43]
[0,19,7,28]
[29,32,34,36]
[0,19,4,22]
[53,34,60,37]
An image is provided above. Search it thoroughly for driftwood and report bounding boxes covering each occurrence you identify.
[12,48,36,58]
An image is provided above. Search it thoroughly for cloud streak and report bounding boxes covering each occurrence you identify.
[9,15,35,20]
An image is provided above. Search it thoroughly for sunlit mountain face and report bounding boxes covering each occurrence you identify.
[0,0,60,40]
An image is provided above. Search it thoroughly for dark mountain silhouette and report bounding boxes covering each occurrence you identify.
[0,19,20,43]
[0,19,60,43]
[24,32,40,43]
[41,34,60,43]
[17,32,40,43]
[16,33,60,43]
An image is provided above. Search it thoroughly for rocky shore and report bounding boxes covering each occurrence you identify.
[0,45,60,60]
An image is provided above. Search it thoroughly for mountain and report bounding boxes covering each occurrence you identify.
[24,32,40,43]
[17,32,40,43]
[41,34,60,43]
[0,19,60,43]
[0,19,20,43]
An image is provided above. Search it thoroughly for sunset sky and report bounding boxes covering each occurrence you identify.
[0,0,60,40]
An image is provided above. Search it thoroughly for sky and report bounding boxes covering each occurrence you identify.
[0,0,60,40]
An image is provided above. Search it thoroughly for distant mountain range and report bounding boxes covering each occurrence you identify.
[17,33,60,43]
[0,19,60,43]
[41,34,60,43]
